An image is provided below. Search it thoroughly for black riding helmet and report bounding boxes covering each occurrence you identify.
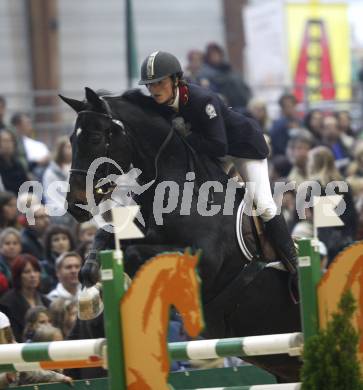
[139,51,183,85]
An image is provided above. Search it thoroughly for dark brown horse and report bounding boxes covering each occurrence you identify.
[61,87,301,382]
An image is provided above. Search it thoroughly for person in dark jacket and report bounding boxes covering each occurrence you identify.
[137,51,298,277]
[0,130,29,195]
[198,42,252,112]
[41,225,75,293]
[0,254,50,341]
[270,94,302,156]
[21,205,50,260]
[303,109,324,146]
[0,191,18,229]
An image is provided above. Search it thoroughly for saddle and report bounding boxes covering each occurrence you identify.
[236,195,278,263]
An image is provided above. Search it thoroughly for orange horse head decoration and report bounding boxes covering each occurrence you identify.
[120,250,204,390]
[318,241,363,373]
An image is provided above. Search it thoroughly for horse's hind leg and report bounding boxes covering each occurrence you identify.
[226,268,301,382]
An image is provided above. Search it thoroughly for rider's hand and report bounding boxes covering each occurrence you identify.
[79,250,100,287]
[172,117,191,137]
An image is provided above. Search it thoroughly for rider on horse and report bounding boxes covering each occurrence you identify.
[138,51,298,278]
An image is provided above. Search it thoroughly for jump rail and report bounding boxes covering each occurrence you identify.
[189,384,302,390]
[2,239,320,389]
[190,385,301,390]
[0,332,303,373]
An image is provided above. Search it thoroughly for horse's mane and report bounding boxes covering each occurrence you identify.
[121,89,161,112]
[107,89,172,139]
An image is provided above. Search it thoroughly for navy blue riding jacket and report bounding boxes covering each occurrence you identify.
[122,84,269,160]
[177,83,269,159]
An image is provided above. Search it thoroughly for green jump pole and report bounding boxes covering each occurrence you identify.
[100,250,126,390]
[297,239,321,340]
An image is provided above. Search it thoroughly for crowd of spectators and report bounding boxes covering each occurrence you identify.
[265,93,361,265]
[0,41,363,385]
[0,102,98,385]
[185,42,363,269]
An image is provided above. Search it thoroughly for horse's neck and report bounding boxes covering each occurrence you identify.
[132,133,188,182]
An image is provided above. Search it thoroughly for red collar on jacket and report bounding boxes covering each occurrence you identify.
[179,84,189,106]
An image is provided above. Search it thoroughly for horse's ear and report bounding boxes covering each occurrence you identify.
[59,95,86,113]
[85,87,104,112]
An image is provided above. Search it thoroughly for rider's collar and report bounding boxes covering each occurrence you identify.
[168,87,180,112]
[179,84,189,105]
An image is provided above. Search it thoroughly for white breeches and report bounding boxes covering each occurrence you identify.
[222,157,277,222]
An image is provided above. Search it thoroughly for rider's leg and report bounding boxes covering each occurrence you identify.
[232,157,297,275]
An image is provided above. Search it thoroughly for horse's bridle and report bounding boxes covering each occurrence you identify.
[70,97,175,195]
[70,108,126,194]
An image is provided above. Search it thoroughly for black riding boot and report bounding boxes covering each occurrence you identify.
[264,214,298,275]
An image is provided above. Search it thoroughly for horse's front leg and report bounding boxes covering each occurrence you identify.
[79,225,153,287]
[79,226,177,286]
[79,226,115,287]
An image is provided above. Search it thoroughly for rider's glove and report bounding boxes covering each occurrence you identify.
[79,250,100,288]
[172,117,192,137]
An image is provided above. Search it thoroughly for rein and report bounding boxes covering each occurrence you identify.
[176,132,215,205]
